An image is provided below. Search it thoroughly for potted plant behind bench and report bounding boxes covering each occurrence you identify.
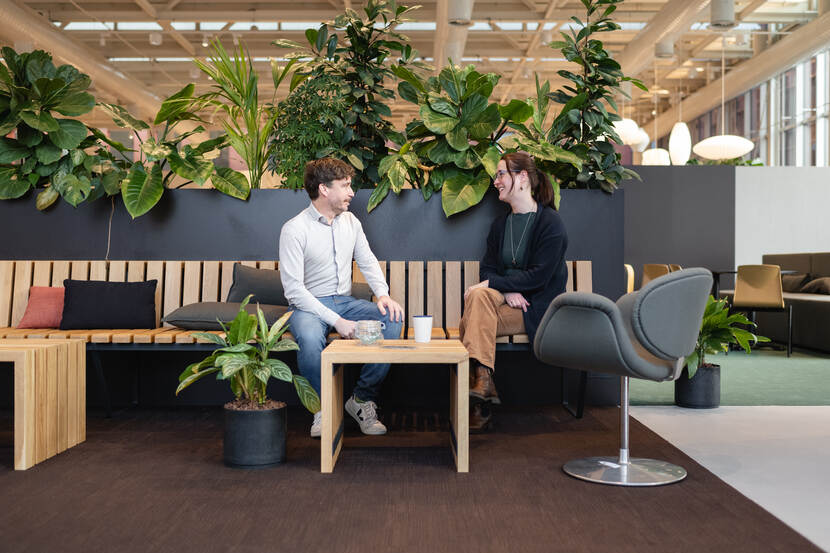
[676,295,769,408]
[176,296,319,468]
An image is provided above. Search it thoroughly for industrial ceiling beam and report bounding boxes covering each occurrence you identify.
[647,9,830,139]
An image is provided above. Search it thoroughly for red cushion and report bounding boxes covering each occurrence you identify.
[17,287,65,329]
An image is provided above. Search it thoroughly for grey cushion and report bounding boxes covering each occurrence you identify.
[226,263,375,305]
[226,264,287,305]
[800,277,830,295]
[782,273,810,292]
[163,302,290,330]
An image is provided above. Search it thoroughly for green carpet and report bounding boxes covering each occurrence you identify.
[630,349,830,406]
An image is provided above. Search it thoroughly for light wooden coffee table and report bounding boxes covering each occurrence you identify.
[0,339,86,470]
[320,339,469,473]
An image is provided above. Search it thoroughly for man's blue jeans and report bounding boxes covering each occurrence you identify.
[288,296,403,404]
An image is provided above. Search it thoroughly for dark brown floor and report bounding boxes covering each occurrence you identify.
[0,406,820,553]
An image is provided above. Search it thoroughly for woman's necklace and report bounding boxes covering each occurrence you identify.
[508,211,535,266]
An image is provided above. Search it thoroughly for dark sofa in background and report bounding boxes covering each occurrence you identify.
[720,252,830,354]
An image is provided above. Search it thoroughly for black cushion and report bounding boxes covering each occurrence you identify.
[800,277,830,295]
[60,279,157,329]
[782,273,810,293]
[226,263,376,305]
[163,302,291,330]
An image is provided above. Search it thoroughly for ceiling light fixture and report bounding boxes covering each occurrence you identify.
[202,33,209,47]
[710,0,736,31]
[99,33,106,47]
[148,31,163,46]
[668,88,691,165]
[693,36,754,160]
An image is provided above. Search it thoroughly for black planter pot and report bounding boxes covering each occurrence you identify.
[223,404,287,468]
[674,364,721,409]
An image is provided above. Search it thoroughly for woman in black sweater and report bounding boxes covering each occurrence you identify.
[461,152,569,430]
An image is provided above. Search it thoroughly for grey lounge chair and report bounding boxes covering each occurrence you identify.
[534,268,712,486]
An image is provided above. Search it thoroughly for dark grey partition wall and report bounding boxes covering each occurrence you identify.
[0,188,625,299]
[622,166,736,289]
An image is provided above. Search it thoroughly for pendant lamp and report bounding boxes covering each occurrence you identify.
[693,36,754,160]
[642,60,671,165]
[634,127,650,153]
[613,118,640,145]
[668,88,691,165]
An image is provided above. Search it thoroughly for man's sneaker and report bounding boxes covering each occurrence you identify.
[345,396,387,435]
[310,411,322,438]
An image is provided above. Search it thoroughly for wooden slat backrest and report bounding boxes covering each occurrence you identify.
[163,261,183,326]
[182,262,201,306]
[0,261,14,327]
[51,261,70,286]
[108,261,126,282]
[388,262,406,316]
[11,261,33,327]
[33,261,51,287]
[407,261,424,329]
[445,262,462,331]
[127,261,146,282]
[464,261,479,291]
[258,261,276,271]
[202,261,220,302]
[146,261,164,327]
[90,261,106,281]
[70,261,89,280]
[574,261,592,293]
[426,261,443,329]
[565,261,574,292]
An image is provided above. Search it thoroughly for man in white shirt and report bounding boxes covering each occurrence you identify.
[279,158,404,438]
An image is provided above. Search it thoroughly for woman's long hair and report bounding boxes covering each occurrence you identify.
[501,152,556,210]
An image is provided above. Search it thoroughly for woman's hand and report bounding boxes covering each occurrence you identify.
[464,280,490,301]
[504,292,530,312]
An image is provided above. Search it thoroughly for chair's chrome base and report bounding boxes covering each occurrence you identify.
[563,456,687,487]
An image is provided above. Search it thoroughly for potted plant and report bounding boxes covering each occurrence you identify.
[176,296,320,468]
[675,295,769,408]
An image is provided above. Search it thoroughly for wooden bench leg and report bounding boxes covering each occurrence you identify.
[321,355,343,473]
[90,351,112,418]
[450,358,469,472]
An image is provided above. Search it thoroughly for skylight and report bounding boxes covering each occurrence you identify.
[65,22,114,30]
[116,22,162,31]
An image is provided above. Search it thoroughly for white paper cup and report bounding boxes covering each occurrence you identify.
[413,315,433,343]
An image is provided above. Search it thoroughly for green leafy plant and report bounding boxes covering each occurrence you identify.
[544,0,644,193]
[378,63,581,216]
[98,84,238,218]
[0,47,123,209]
[272,0,426,188]
[684,295,770,378]
[194,40,279,196]
[267,73,350,189]
[176,295,320,412]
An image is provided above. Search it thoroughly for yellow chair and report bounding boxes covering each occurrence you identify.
[669,264,683,272]
[624,264,635,294]
[641,264,670,288]
[732,264,792,357]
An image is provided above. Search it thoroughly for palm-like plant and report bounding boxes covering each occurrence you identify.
[194,40,281,198]
[176,295,320,412]
[685,295,770,378]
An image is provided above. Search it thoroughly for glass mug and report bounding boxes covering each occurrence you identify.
[355,320,386,345]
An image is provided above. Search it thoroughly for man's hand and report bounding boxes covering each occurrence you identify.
[334,317,357,339]
[504,292,530,312]
[376,295,404,322]
[464,280,490,301]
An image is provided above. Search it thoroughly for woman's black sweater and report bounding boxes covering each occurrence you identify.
[480,203,569,344]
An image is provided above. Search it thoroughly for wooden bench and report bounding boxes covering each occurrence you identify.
[0,339,86,470]
[1,259,592,414]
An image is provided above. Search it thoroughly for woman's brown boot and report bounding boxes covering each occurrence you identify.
[469,402,492,432]
[469,364,501,405]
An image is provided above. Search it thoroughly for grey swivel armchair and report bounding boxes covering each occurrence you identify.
[533,268,712,486]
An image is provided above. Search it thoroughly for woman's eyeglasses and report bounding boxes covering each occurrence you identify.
[494,169,518,179]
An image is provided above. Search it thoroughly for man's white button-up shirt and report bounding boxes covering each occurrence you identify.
[279,202,389,326]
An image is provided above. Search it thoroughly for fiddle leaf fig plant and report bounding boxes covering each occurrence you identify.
[98,83,241,218]
[684,295,770,378]
[176,295,320,412]
[0,47,125,209]
[543,0,645,193]
[271,0,427,189]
